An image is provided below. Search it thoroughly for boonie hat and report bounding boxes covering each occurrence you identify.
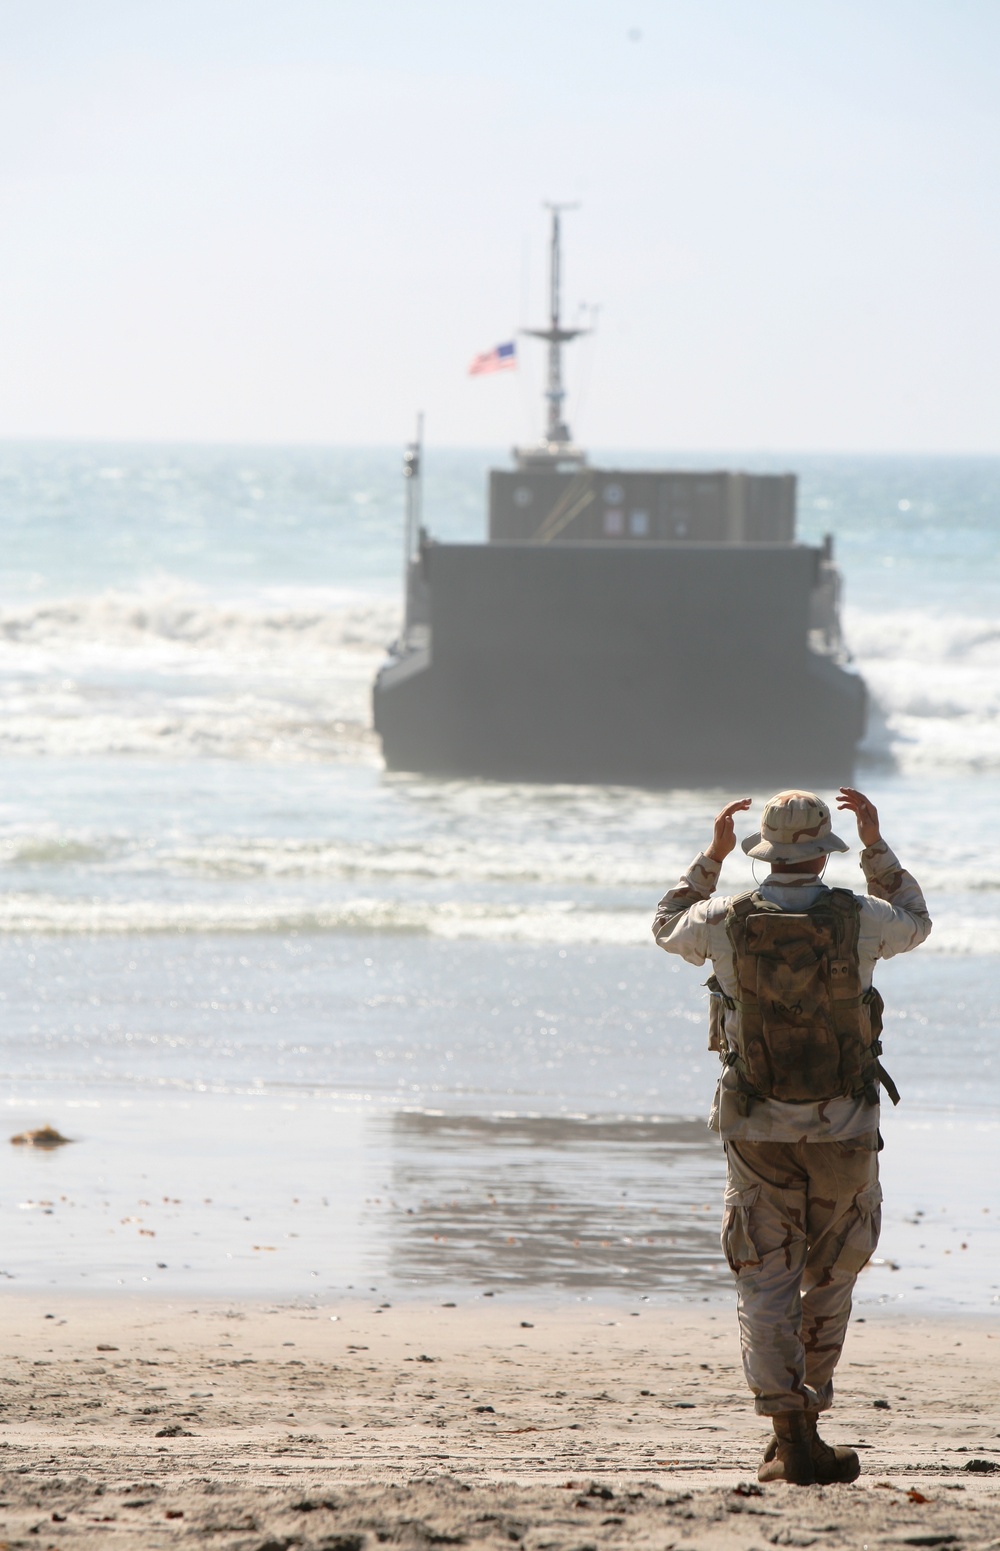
[741,789,849,864]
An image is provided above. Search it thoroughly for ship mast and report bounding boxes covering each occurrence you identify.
[401,411,423,634]
[517,203,589,469]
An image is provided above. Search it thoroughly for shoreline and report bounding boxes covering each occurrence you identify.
[1,1295,997,1547]
[4,1284,1000,1319]
[3,1085,997,1313]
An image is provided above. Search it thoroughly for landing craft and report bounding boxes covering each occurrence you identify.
[373,208,866,786]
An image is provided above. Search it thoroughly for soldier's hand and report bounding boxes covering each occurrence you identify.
[706,797,752,863]
[837,787,881,847]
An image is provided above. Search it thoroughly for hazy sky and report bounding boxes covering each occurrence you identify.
[1,0,999,451]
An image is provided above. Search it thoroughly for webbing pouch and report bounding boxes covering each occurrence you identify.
[705,973,734,1055]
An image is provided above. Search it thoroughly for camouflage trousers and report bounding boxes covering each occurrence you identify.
[721,1135,882,1416]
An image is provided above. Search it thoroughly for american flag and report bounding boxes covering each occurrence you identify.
[468,340,516,376]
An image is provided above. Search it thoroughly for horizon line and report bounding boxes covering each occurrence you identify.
[0,434,999,461]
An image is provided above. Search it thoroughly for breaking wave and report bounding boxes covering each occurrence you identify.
[0,588,398,660]
[1,828,986,897]
[0,893,642,940]
[845,605,1000,773]
[0,586,398,761]
[0,890,991,950]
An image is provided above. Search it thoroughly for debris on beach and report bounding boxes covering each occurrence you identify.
[10,1125,73,1148]
[0,1303,994,1549]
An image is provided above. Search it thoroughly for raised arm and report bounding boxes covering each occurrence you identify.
[837,787,932,956]
[652,798,751,964]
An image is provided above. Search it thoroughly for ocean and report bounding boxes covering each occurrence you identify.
[0,442,997,1311]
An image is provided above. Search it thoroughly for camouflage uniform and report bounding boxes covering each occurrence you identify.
[653,840,931,1416]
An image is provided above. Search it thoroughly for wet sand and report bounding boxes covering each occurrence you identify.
[1,1296,998,1548]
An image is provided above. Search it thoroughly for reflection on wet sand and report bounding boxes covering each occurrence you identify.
[373,1111,730,1296]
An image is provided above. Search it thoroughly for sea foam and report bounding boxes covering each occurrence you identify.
[846,604,1000,772]
[0,586,398,761]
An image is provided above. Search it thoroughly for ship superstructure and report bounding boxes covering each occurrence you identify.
[373,211,864,786]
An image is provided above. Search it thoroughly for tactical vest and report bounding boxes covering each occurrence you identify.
[705,888,899,1115]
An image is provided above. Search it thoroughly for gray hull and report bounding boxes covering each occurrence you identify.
[373,540,866,787]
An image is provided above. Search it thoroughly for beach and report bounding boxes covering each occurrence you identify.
[5,0,1000,1536]
[0,1296,998,1548]
[0,444,999,1541]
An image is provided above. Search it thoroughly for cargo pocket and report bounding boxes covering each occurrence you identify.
[832,1181,883,1277]
[721,1184,763,1276]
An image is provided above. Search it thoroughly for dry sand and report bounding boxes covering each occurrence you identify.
[0,1295,998,1549]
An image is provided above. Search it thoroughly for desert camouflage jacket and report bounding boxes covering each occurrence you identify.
[652,841,932,1142]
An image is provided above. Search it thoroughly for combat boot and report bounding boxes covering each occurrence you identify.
[805,1413,861,1484]
[757,1412,816,1485]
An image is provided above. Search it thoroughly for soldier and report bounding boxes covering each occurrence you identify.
[653,788,931,1485]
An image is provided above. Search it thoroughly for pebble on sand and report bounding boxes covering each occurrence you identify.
[10,1126,73,1148]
